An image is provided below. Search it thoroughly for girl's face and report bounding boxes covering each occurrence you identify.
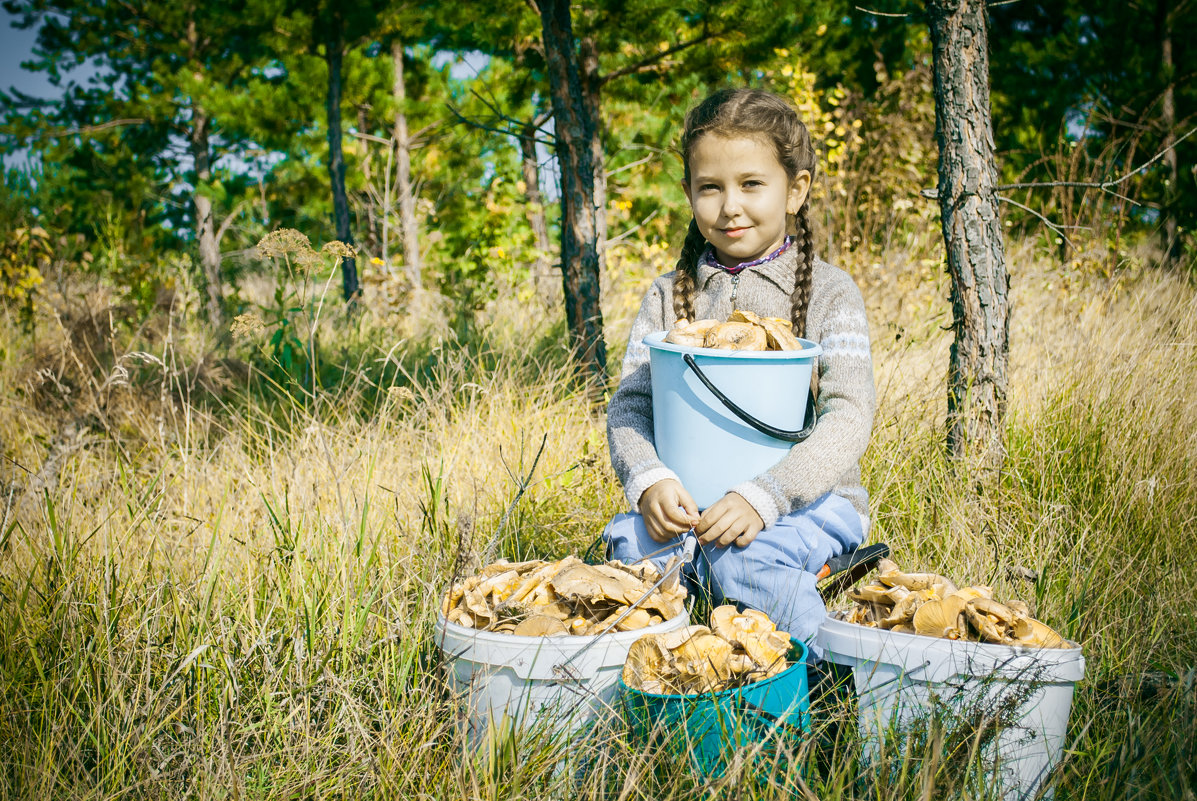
[683,134,811,269]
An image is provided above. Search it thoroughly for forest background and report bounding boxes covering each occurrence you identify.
[1,1,1195,799]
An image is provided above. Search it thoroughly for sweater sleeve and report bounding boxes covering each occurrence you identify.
[606,279,682,511]
[727,275,875,528]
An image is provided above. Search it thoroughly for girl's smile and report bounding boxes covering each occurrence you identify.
[683,134,811,269]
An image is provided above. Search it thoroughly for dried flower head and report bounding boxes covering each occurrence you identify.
[256,229,323,271]
[321,240,357,261]
[231,313,267,340]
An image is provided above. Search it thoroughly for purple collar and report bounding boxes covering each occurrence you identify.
[700,236,793,275]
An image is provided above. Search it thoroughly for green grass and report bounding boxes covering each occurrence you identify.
[1,246,1195,800]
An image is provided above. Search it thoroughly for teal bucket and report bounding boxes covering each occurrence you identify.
[644,331,822,509]
[618,637,810,777]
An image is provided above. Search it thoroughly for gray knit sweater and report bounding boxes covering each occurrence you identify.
[606,246,875,531]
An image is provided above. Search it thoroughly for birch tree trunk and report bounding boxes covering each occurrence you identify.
[519,121,555,304]
[189,105,224,326]
[391,39,422,290]
[323,18,359,302]
[539,0,607,393]
[926,0,1009,466]
[580,36,607,261]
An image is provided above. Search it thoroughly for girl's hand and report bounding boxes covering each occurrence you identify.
[639,479,700,543]
[696,492,764,548]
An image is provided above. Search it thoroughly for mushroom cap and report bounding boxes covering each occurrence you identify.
[730,311,802,351]
[710,605,740,641]
[850,583,911,605]
[704,321,768,350]
[513,615,569,637]
[1012,617,1066,648]
[743,630,791,671]
[658,625,712,651]
[550,563,642,604]
[664,318,720,346]
[912,595,970,638]
[623,635,673,690]
[615,608,655,631]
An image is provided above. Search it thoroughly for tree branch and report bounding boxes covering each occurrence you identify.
[34,118,147,139]
[600,22,713,85]
[214,198,249,247]
[995,195,1083,249]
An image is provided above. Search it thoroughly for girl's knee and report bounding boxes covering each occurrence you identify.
[602,513,654,563]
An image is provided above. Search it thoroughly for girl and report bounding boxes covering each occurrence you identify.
[604,88,875,647]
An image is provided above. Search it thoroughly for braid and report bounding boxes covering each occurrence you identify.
[789,205,814,339]
[672,219,706,323]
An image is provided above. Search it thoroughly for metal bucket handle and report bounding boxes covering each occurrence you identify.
[682,353,817,444]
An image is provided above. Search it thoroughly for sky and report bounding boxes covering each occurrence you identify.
[1,9,63,101]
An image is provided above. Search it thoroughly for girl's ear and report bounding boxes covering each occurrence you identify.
[786,170,812,215]
[681,178,694,207]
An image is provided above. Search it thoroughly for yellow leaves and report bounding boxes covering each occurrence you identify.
[816,23,828,36]
[1,226,52,304]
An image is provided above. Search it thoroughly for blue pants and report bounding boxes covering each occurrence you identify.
[602,492,864,650]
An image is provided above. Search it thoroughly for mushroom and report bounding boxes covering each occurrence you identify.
[729,309,802,350]
[880,588,934,629]
[664,318,721,347]
[850,583,911,605]
[658,625,712,651]
[623,635,673,690]
[965,599,1012,643]
[704,321,768,350]
[1011,617,1067,649]
[710,605,740,641]
[912,595,970,639]
[616,608,655,631]
[743,629,791,671]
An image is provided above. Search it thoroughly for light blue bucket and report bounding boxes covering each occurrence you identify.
[644,330,821,510]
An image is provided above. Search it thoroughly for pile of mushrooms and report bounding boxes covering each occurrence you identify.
[842,558,1067,648]
[664,310,803,351]
[441,556,686,636]
[622,605,793,695]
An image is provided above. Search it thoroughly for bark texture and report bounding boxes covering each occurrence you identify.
[926,0,1009,464]
[189,106,224,326]
[392,39,422,289]
[539,0,607,392]
[323,19,359,302]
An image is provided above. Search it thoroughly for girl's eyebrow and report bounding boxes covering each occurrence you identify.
[692,170,770,182]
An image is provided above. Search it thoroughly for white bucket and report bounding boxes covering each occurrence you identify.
[817,616,1085,800]
[644,331,821,509]
[436,611,690,742]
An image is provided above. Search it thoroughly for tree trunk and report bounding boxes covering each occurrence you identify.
[189,105,224,326]
[926,0,1009,466]
[323,18,358,302]
[539,0,607,393]
[580,36,607,260]
[519,120,555,304]
[1159,0,1180,266]
[392,39,422,290]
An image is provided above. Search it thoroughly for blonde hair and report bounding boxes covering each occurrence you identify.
[672,88,818,337]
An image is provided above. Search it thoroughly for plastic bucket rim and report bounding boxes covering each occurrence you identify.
[644,330,822,361]
[820,614,1084,658]
[435,609,692,650]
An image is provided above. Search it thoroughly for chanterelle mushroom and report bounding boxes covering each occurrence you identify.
[912,595,969,639]
[704,321,768,350]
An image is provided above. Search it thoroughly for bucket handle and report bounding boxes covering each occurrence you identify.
[682,353,816,443]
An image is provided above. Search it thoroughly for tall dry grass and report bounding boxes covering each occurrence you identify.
[0,236,1194,799]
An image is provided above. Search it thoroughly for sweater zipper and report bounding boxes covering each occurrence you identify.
[730,273,740,309]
